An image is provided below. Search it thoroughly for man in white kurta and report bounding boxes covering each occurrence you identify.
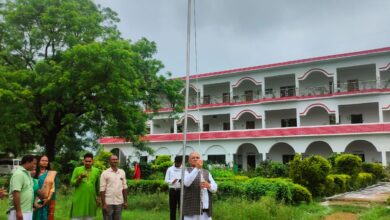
[183,152,217,220]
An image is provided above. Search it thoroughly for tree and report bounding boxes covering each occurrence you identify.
[0,0,183,160]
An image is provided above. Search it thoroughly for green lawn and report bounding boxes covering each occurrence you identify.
[1,193,390,220]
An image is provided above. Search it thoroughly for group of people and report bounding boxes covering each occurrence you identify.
[4,151,217,220]
[4,153,127,220]
[165,152,218,220]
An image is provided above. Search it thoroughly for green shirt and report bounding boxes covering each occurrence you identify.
[70,166,100,218]
[8,166,34,212]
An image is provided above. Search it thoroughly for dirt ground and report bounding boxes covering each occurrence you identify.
[323,212,358,220]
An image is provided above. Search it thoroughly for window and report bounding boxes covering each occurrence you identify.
[223,122,230,130]
[246,121,255,129]
[282,155,294,164]
[203,124,210,131]
[347,79,359,91]
[170,126,174,133]
[354,154,365,162]
[203,95,210,104]
[207,155,226,164]
[280,86,295,97]
[245,90,253,101]
[329,81,333,94]
[351,114,363,124]
[281,118,297,127]
[265,88,273,97]
[223,93,230,103]
[177,125,183,133]
[329,114,336,125]
[146,127,151,134]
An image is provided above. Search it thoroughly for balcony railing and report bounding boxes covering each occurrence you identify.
[150,79,390,111]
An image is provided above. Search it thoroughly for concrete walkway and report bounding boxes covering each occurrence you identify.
[323,182,390,204]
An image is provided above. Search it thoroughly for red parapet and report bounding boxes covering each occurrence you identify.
[99,123,390,144]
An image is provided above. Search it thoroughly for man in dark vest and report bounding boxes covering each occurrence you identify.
[183,152,217,220]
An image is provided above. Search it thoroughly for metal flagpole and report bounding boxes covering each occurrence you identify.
[180,0,192,219]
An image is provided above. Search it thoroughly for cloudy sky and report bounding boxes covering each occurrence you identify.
[93,0,390,77]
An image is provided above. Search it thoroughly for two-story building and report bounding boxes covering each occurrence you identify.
[100,47,390,169]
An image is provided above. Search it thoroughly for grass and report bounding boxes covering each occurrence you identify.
[1,192,390,219]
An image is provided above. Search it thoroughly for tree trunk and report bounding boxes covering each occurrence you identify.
[44,135,57,162]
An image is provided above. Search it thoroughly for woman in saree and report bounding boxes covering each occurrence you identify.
[34,155,57,220]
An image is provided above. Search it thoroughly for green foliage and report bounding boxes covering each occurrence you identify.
[139,162,153,180]
[93,149,112,171]
[362,163,385,181]
[289,154,331,197]
[291,184,312,204]
[151,155,172,173]
[210,168,235,178]
[355,172,374,189]
[216,180,246,199]
[214,175,249,182]
[0,0,183,160]
[256,160,289,178]
[335,154,362,178]
[127,180,168,194]
[326,174,351,195]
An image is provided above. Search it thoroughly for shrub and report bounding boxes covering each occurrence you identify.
[215,175,249,182]
[256,160,289,178]
[127,180,168,194]
[138,162,153,180]
[244,177,294,203]
[147,171,165,180]
[93,149,112,171]
[289,154,331,197]
[151,155,173,173]
[362,163,385,181]
[355,172,374,189]
[291,184,312,204]
[210,168,235,178]
[326,174,351,194]
[335,154,362,178]
[216,180,245,199]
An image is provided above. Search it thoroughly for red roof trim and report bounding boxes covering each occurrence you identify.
[99,123,390,144]
[380,62,390,71]
[232,77,262,88]
[300,103,335,116]
[298,68,334,81]
[180,47,390,80]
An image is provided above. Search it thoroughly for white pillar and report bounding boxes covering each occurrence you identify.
[174,119,178,133]
[150,120,154,134]
[261,80,266,99]
[382,151,387,166]
[335,108,340,124]
[379,107,384,123]
[296,110,301,127]
[376,67,381,89]
[333,73,338,93]
[262,152,267,161]
[230,114,234,130]
[226,153,234,167]
[262,110,266,128]
[230,85,233,102]
[295,74,300,96]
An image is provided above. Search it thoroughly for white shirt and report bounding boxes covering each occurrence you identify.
[100,167,127,205]
[184,168,217,209]
[165,165,182,189]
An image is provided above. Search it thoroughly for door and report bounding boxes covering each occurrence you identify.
[247,155,256,170]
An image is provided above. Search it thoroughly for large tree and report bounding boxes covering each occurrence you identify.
[0,0,183,160]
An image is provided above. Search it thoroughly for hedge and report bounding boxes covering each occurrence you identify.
[128,177,312,204]
[362,163,385,181]
[355,172,374,189]
[325,174,351,195]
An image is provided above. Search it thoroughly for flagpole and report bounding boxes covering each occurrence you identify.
[179,0,192,219]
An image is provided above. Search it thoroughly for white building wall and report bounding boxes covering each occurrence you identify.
[339,102,379,124]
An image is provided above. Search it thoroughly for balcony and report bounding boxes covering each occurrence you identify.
[99,123,390,143]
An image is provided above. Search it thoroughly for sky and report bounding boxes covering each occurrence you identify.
[93,0,390,77]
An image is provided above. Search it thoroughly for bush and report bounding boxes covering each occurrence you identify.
[94,150,112,171]
[216,181,245,199]
[256,160,289,178]
[127,180,168,194]
[151,155,173,173]
[210,168,235,178]
[326,174,351,194]
[289,154,331,197]
[335,154,362,178]
[355,172,374,189]
[139,162,153,180]
[244,177,294,203]
[362,163,385,181]
[291,184,312,204]
[215,175,249,182]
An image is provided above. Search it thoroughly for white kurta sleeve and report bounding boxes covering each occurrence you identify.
[208,173,217,193]
[184,168,200,187]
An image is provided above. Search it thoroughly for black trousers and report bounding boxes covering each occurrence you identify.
[169,188,181,220]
